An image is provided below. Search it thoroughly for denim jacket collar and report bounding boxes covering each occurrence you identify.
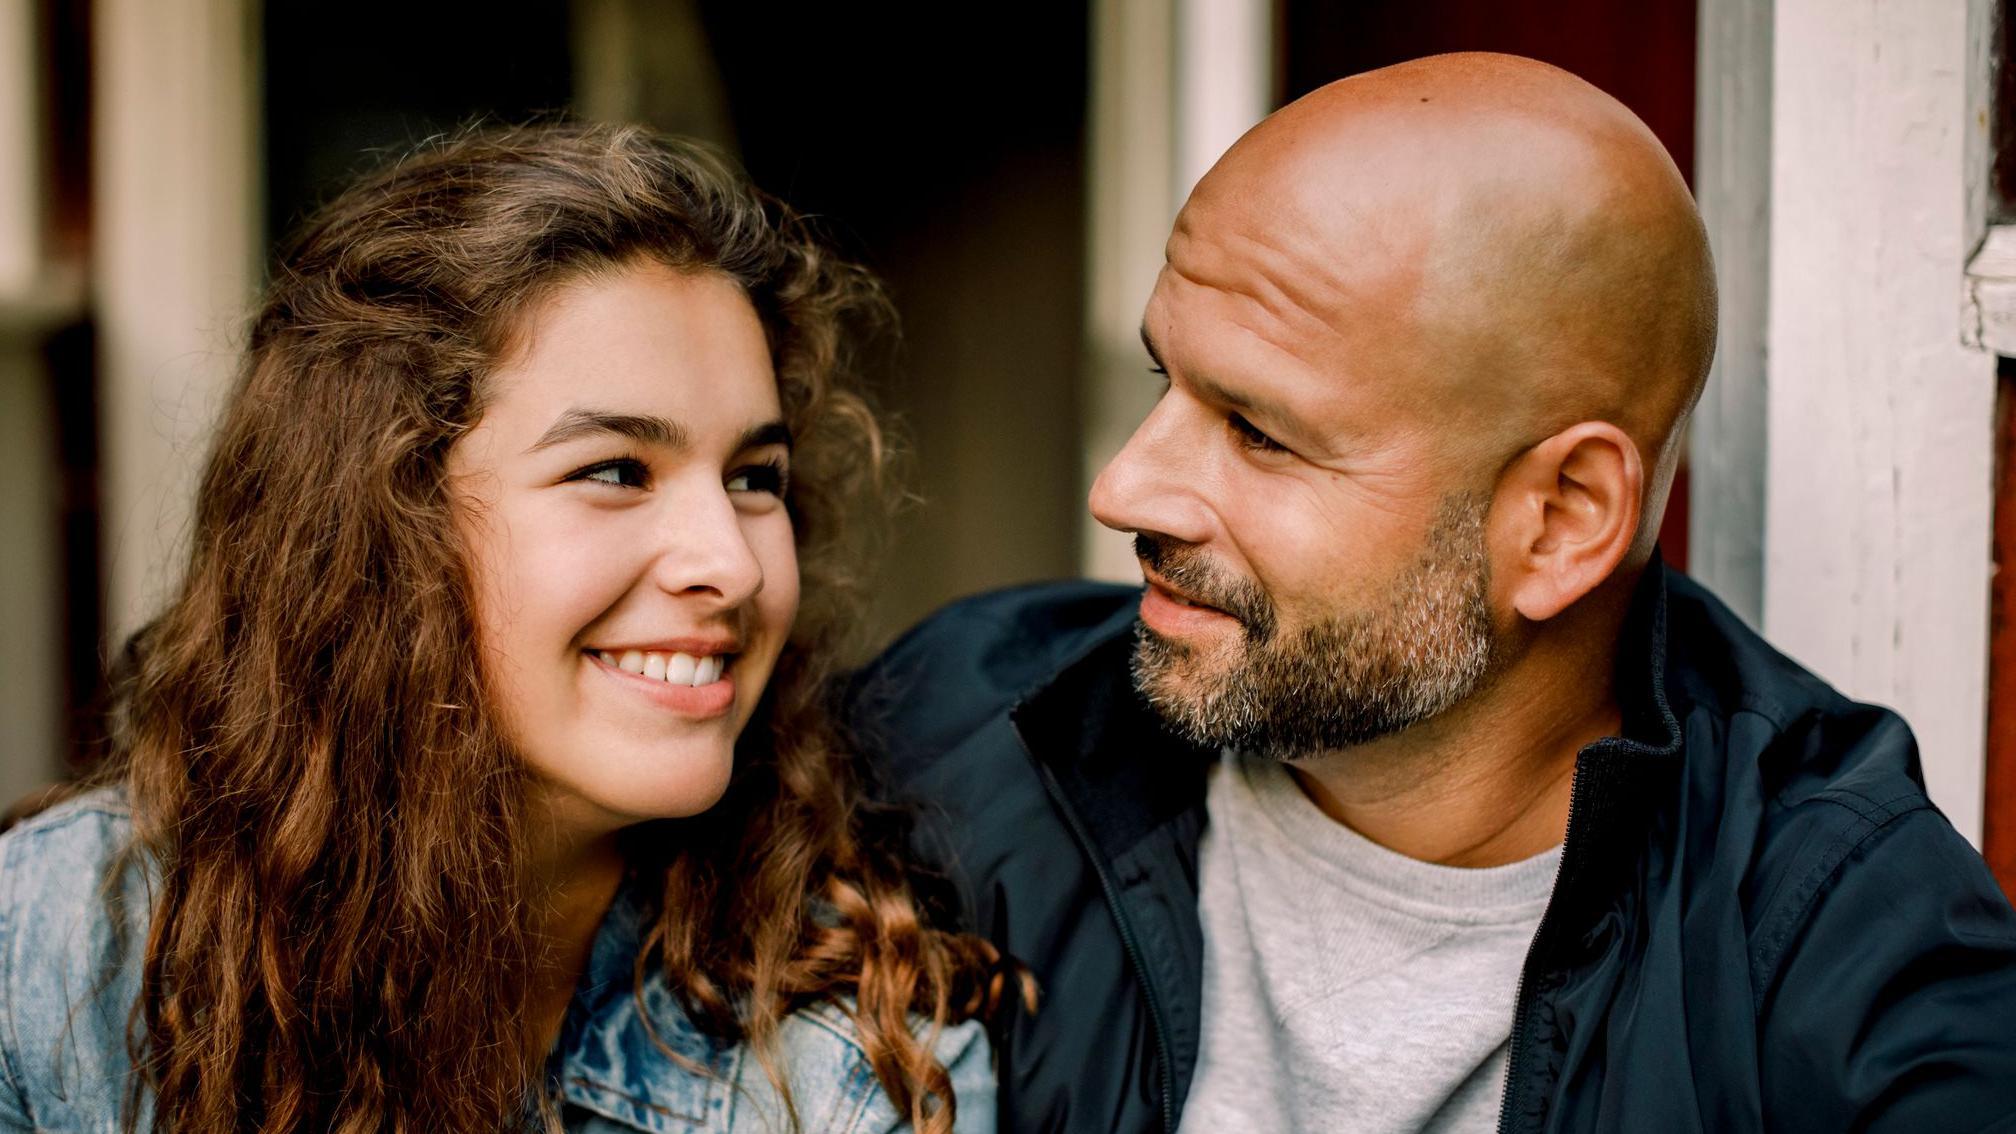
[547,874,743,1132]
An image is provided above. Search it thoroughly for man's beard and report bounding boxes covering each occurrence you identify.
[1129,495,1495,761]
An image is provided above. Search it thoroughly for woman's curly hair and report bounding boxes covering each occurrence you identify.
[97,122,1010,1134]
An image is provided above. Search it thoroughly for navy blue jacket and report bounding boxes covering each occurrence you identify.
[852,563,2016,1133]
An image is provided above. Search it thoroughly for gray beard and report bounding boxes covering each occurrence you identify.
[1130,495,1495,760]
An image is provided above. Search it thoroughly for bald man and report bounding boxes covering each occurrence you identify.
[854,54,2016,1133]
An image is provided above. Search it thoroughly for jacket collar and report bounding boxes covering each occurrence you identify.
[1610,556,1686,761]
[1010,606,1216,866]
[546,875,741,1133]
[1523,558,1687,959]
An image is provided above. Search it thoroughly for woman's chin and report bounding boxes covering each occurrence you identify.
[530,752,738,840]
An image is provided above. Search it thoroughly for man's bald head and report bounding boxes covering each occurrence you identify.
[1168,53,1716,526]
[1094,52,1716,812]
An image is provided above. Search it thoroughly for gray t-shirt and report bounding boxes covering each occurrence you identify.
[1175,752,1561,1134]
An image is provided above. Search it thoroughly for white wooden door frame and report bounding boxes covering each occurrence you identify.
[95,0,262,645]
[1695,0,2003,845]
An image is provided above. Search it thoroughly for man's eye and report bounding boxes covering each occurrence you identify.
[1228,413,1285,453]
[726,461,788,496]
[569,458,649,488]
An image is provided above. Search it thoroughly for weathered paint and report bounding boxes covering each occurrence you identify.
[1763,0,1996,845]
[1967,225,2016,355]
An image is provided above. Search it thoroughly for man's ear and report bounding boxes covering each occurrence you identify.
[1491,422,1643,622]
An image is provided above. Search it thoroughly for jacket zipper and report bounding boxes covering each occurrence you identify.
[1020,729,1179,1134]
[1495,754,1591,1134]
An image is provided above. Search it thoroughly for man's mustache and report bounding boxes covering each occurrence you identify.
[1133,534,1277,641]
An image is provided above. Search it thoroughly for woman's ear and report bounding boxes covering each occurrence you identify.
[1491,421,1643,622]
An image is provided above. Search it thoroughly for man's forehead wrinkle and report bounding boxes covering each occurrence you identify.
[1169,196,1432,394]
[1154,265,1323,412]
[1167,202,1355,341]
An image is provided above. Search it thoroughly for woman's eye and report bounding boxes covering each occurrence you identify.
[1228,413,1286,453]
[726,462,788,496]
[569,458,649,488]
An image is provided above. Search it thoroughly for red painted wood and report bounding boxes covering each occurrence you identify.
[1985,363,2016,904]
[1280,0,1699,189]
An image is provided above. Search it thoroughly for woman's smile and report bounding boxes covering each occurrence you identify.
[586,646,738,717]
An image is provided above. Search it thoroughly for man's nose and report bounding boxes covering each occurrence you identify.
[650,488,766,609]
[1088,393,1215,546]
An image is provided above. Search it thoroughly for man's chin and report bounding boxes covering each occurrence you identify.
[1130,632,1242,735]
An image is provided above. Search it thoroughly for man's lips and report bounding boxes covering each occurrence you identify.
[1141,569,1227,614]
[1139,569,1239,634]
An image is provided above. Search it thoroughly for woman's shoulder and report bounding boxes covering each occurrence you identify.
[733,1006,994,1134]
[0,786,144,933]
[561,983,993,1134]
[0,785,150,1126]
[2,783,133,859]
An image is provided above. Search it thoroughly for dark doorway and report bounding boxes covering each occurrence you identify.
[699,2,1089,643]
[262,1,1089,649]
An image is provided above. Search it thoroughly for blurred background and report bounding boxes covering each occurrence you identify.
[1,0,2013,888]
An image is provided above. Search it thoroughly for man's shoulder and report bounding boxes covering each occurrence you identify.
[1663,570,1862,728]
[1656,571,2008,964]
[1662,569,1925,813]
[851,580,1141,770]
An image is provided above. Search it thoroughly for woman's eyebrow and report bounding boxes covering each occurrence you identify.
[525,408,687,453]
[737,421,794,453]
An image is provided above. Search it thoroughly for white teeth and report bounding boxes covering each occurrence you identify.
[664,652,697,685]
[599,649,729,688]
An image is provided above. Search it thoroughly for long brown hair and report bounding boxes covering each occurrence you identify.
[94,123,1006,1133]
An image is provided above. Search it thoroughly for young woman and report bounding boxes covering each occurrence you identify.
[0,124,1008,1133]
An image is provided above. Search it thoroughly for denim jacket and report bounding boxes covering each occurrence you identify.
[0,791,995,1133]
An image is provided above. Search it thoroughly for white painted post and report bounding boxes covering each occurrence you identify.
[0,0,62,799]
[1762,0,1996,844]
[1689,0,1771,627]
[0,0,37,296]
[1081,0,1178,582]
[95,0,261,643]
[0,335,60,801]
[1081,0,1273,582]
[1172,0,1275,201]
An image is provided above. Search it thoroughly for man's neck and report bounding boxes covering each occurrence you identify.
[1284,648,1624,868]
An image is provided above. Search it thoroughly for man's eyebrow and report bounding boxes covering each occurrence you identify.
[1138,326,1283,423]
[526,408,686,453]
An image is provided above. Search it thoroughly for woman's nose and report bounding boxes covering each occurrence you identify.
[649,487,765,608]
